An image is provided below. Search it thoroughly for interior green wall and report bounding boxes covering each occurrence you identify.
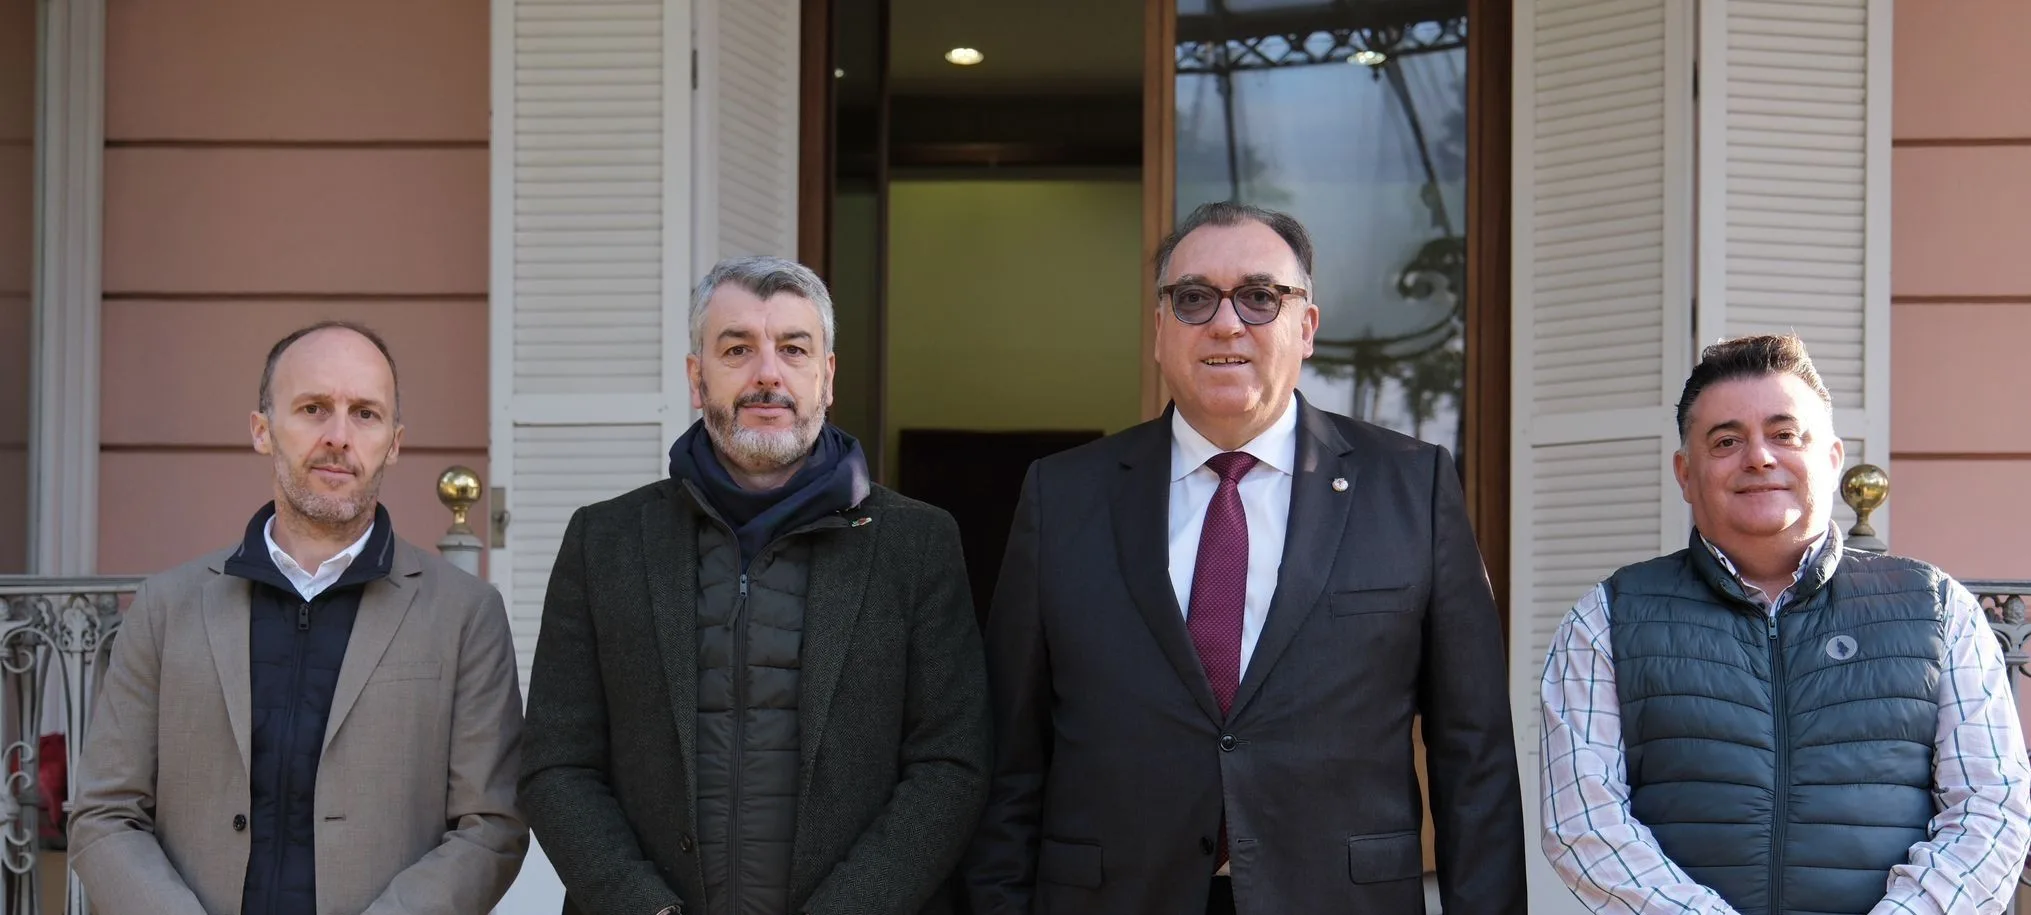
[884,178,1145,467]
[827,187,881,466]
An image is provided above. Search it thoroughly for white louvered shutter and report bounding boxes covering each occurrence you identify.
[488,3,798,912]
[491,0,804,689]
[1510,1,1694,911]
[490,0,699,690]
[692,0,801,264]
[1698,0,1891,537]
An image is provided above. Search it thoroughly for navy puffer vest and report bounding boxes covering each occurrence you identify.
[1607,529,1950,915]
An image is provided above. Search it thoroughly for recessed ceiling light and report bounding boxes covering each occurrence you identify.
[945,47,984,66]
[1351,49,1387,66]
[834,68,845,78]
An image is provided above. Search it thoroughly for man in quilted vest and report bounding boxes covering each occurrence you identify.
[1540,332,2031,915]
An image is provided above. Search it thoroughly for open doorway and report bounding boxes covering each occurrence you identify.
[808,0,1148,617]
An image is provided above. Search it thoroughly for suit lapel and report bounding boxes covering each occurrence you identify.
[1111,415,1224,725]
[1229,401,1357,721]
[201,566,254,774]
[794,510,873,798]
[322,544,422,753]
[642,484,702,826]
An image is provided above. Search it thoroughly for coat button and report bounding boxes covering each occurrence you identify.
[232,814,247,832]
[679,833,695,853]
[1200,836,1216,855]
[1220,734,1237,751]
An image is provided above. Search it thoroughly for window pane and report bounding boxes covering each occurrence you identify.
[0,0,34,573]
[1175,2,1468,453]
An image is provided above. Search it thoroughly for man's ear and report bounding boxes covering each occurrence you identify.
[251,409,273,456]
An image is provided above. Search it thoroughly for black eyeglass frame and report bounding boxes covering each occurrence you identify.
[1157,282,1310,326]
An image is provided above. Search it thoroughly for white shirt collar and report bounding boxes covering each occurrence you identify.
[264,514,375,597]
[1169,394,1300,482]
[1701,526,1834,607]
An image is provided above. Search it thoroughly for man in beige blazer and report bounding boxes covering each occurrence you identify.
[70,321,527,914]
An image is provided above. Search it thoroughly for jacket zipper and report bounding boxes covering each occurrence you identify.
[680,481,854,908]
[268,599,313,907]
[1767,610,1788,914]
[719,528,835,907]
[727,569,750,909]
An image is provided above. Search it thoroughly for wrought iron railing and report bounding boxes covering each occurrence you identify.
[1976,582,2031,674]
[0,467,486,914]
[0,576,140,915]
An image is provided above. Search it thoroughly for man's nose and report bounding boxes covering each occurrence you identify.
[1743,436,1777,467]
[322,413,352,449]
[1204,295,1247,335]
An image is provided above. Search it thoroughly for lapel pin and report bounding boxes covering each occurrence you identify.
[850,517,873,527]
[1331,477,1348,492]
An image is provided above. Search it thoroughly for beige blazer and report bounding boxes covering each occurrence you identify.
[70,536,528,915]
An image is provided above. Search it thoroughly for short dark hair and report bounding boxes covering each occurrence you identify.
[1674,333,1830,441]
[258,320,402,421]
[1153,201,1315,286]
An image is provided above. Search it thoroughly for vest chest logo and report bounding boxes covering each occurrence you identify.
[1825,634,1859,661]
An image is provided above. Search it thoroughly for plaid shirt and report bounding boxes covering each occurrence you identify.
[1540,533,2031,914]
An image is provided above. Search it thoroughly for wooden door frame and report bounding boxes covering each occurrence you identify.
[798,0,832,276]
[1140,0,1513,629]
[1464,0,1512,632]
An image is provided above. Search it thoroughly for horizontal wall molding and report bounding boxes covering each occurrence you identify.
[1890,452,2031,462]
[1893,137,2031,148]
[104,291,485,302]
[100,443,483,455]
[107,139,489,150]
[1892,295,2031,305]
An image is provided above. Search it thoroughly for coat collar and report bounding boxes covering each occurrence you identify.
[202,521,425,770]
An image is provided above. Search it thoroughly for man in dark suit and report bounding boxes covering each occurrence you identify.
[519,256,991,915]
[965,202,1525,914]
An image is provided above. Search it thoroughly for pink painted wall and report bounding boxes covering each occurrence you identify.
[0,0,34,572]
[1891,0,2031,581]
[98,0,491,575]
[1893,0,2031,730]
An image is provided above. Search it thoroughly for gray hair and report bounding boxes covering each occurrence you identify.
[689,255,836,355]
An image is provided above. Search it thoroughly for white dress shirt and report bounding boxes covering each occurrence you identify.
[263,516,375,601]
[1168,395,1298,679]
[1540,529,2031,915]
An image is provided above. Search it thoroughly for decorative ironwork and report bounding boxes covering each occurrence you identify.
[1176,21,1467,74]
[1970,580,2031,894]
[1974,581,2031,676]
[1173,3,1472,442]
[1,577,140,915]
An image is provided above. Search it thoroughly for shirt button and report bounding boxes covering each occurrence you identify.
[232,814,247,831]
[1219,734,1237,751]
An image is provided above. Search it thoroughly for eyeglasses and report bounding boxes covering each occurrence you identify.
[1158,282,1308,326]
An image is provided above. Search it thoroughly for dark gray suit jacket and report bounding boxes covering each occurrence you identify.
[965,400,1525,914]
[519,479,992,915]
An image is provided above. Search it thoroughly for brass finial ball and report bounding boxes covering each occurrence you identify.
[1840,463,1889,517]
[437,465,483,527]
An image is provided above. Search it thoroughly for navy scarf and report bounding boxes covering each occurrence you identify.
[667,420,868,569]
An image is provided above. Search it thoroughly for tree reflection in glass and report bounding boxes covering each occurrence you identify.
[1176,2,1469,453]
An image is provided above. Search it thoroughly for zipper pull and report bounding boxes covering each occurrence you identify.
[1767,614,1778,641]
[298,602,311,631]
[738,574,749,599]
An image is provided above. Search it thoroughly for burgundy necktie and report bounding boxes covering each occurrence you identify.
[1188,451,1255,871]
[1189,451,1256,716]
